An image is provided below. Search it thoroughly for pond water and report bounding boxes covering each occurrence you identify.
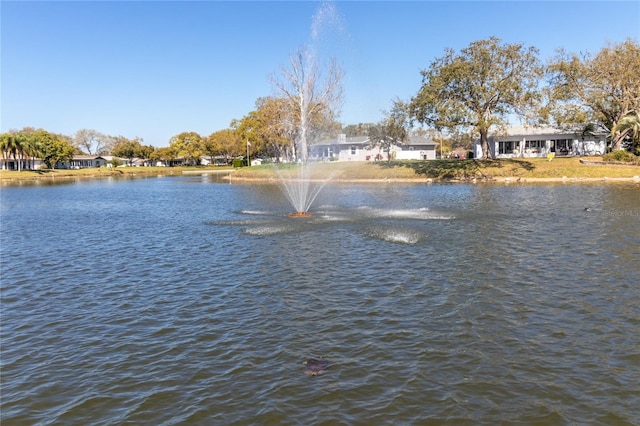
[1,175,639,424]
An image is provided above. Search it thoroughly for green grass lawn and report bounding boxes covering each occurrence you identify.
[2,157,639,183]
[0,166,233,181]
[233,157,640,181]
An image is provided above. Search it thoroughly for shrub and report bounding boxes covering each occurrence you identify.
[232,158,248,168]
[602,150,639,163]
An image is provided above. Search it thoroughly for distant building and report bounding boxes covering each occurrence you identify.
[310,134,438,162]
[56,155,106,169]
[200,155,232,166]
[474,125,607,159]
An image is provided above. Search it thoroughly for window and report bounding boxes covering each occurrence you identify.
[553,139,573,154]
[350,146,356,155]
[499,141,515,154]
[524,140,545,153]
[525,140,544,149]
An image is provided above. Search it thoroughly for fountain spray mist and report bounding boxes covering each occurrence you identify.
[269,2,346,216]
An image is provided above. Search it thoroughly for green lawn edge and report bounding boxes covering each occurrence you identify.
[2,157,640,183]
[231,157,640,182]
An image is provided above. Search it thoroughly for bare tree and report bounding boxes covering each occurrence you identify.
[270,45,344,161]
[74,129,107,155]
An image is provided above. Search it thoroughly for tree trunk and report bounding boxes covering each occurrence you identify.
[611,132,625,151]
[13,153,22,171]
[480,128,493,159]
[299,111,308,162]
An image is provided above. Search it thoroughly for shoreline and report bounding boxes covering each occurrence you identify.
[2,158,640,185]
[227,175,640,184]
[3,172,640,186]
[0,168,233,184]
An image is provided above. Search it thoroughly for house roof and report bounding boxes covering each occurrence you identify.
[72,155,106,160]
[312,134,437,147]
[316,135,370,146]
[491,124,608,137]
[406,135,438,147]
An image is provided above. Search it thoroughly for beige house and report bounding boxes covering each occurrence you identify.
[310,134,438,162]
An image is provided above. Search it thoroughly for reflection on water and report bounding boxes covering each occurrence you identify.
[1,177,639,424]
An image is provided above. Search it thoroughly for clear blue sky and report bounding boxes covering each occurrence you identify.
[2,1,639,147]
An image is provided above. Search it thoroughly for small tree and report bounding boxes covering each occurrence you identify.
[205,129,241,165]
[169,132,203,165]
[367,100,410,161]
[33,130,74,169]
[112,136,145,166]
[150,146,178,167]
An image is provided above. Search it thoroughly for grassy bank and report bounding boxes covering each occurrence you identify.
[231,157,640,182]
[2,157,639,184]
[0,166,234,183]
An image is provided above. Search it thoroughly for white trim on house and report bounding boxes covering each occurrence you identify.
[310,134,438,162]
[474,125,607,159]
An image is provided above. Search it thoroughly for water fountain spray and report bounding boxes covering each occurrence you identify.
[269,3,346,217]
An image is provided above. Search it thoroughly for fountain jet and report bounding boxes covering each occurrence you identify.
[273,162,333,218]
[288,211,314,218]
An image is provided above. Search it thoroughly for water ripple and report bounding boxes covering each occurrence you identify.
[1,180,639,424]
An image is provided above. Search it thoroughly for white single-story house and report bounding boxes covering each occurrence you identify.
[309,134,438,162]
[474,125,607,159]
[200,155,233,166]
[1,157,46,170]
[57,155,107,169]
[107,157,150,167]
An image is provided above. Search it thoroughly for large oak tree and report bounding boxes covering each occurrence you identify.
[545,38,640,151]
[409,37,542,159]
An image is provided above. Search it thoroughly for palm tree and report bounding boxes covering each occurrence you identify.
[1,133,21,170]
[611,111,640,154]
[13,133,31,171]
[1,134,10,169]
[22,134,43,170]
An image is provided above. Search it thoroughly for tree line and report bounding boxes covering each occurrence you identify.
[407,37,639,159]
[2,37,638,169]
